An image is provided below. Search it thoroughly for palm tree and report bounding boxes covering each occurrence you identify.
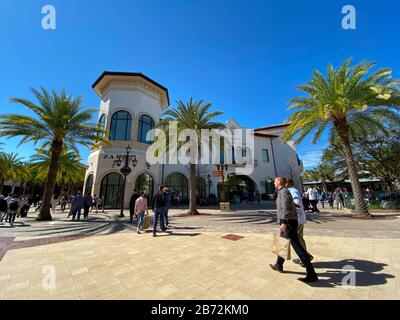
[282,58,400,215]
[30,148,87,188]
[0,88,106,220]
[0,152,24,194]
[160,98,224,215]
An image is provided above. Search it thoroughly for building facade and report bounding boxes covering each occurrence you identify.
[84,72,304,208]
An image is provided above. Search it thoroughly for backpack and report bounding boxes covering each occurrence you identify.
[8,199,19,211]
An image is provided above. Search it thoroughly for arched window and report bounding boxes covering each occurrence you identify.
[84,174,94,196]
[135,173,154,201]
[100,173,123,209]
[109,111,132,141]
[165,173,188,201]
[98,114,106,138]
[137,115,155,144]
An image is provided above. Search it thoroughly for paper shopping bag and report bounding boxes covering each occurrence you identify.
[142,215,151,230]
[271,234,291,260]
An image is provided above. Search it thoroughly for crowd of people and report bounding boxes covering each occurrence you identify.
[302,186,347,213]
[0,194,30,226]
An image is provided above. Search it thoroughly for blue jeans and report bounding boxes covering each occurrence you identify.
[72,207,82,220]
[153,208,165,234]
[137,211,145,232]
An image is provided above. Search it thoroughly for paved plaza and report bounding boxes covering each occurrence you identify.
[1,204,400,300]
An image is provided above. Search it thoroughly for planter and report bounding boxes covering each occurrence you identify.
[220,202,230,212]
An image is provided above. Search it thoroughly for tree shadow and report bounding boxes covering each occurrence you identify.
[285,259,395,288]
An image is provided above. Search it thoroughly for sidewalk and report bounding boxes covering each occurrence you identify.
[0,231,399,300]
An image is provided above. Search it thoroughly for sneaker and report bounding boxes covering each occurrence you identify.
[153,233,157,237]
[293,259,302,265]
[269,264,283,273]
[137,230,140,234]
[298,275,318,283]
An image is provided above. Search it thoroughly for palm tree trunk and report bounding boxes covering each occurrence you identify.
[37,140,63,221]
[0,178,4,195]
[335,121,369,215]
[188,163,198,215]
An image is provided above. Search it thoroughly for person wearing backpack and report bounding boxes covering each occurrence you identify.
[8,195,21,226]
[0,195,8,223]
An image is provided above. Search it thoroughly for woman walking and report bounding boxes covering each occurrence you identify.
[134,192,149,234]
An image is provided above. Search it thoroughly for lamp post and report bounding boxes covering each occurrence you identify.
[112,145,137,217]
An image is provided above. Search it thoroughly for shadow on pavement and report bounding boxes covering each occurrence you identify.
[285,259,394,288]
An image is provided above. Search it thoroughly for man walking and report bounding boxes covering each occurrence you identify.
[152,185,166,237]
[8,194,21,227]
[129,190,140,224]
[306,187,320,213]
[71,192,84,221]
[163,186,172,228]
[286,178,314,266]
[270,177,318,283]
[0,195,8,223]
[83,193,92,220]
[134,192,149,234]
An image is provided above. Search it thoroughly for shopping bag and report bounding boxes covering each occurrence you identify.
[142,215,151,230]
[271,234,291,260]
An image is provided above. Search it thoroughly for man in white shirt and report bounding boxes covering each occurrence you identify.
[287,179,314,265]
[306,187,320,213]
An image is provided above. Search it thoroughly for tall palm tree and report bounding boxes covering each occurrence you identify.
[0,152,24,194]
[0,88,106,220]
[30,148,87,187]
[160,98,224,215]
[282,58,400,215]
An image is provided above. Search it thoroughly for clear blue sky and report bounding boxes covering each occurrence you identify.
[1,0,399,169]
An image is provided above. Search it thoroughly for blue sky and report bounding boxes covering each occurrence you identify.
[1,0,399,169]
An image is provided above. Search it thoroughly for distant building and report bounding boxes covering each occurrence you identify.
[84,72,304,208]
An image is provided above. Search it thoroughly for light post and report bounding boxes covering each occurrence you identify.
[112,145,138,217]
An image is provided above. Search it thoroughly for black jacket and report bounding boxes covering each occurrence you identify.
[129,194,140,210]
[0,198,7,212]
[152,191,165,209]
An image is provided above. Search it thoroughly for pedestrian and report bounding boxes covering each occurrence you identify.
[306,187,320,213]
[60,192,68,212]
[286,178,314,266]
[152,185,166,237]
[255,190,261,204]
[269,177,318,283]
[71,192,84,221]
[97,197,104,213]
[91,194,98,212]
[163,186,172,228]
[175,191,181,207]
[135,192,149,234]
[318,189,326,208]
[51,194,59,214]
[333,188,344,210]
[327,191,334,209]
[19,195,29,218]
[83,192,92,220]
[8,194,21,227]
[0,195,8,223]
[129,190,140,223]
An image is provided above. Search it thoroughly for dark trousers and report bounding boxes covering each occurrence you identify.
[276,220,317,278]
[9,211,17,224]
[130,208,135,223]
[310,200,320,213]
[153,208,165,234]
[165,207,169,226]
[72,207,82,220]
[83,205,90,219]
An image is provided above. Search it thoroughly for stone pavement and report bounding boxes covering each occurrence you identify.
[0,230,399,300]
